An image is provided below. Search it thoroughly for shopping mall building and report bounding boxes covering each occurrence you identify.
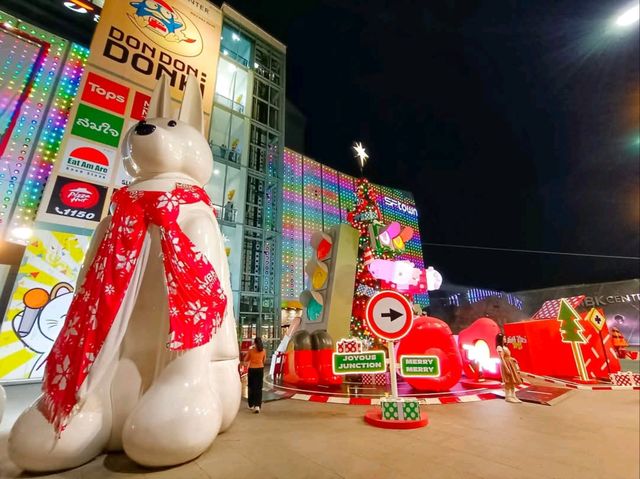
[0,0,427,382]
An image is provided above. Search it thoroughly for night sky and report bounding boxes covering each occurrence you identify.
[3,0,637,292]
[228,0,639,291]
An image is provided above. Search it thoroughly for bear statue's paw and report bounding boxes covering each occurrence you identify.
[122,378,222,467]
[209,359,241,432]
[8,395,110,473]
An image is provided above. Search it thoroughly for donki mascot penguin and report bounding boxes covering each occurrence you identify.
[9,76,240,471]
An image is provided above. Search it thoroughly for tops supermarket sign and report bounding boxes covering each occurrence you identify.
[383,197,418,217]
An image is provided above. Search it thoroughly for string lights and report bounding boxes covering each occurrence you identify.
[0,12,88,242]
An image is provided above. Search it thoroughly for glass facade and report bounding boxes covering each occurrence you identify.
[211,19,285,350]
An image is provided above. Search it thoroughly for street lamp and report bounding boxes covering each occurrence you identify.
[615,4,639,27]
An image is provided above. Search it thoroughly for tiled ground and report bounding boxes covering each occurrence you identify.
[0,384,638,479]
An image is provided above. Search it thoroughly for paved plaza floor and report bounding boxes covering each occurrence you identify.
[0,384,638,479]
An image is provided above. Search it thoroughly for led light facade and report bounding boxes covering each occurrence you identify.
[282,148,427,304]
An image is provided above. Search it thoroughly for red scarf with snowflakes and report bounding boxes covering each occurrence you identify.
[40,184,227,434]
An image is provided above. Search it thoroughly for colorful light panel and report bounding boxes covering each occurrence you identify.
[0,12,88,242]
[282,148,428,306]
[282,149,304,299]
[466,288,523,309]
[302,156,323,283]
[338,173,356,222]
[321,165,340,229]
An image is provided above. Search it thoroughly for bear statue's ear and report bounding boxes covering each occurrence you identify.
[178,74,204,135]
[148,75,173,119]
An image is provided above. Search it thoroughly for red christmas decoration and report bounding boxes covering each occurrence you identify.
[348,178,386,347]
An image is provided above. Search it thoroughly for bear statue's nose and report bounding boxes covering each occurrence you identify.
[134,120,156,136]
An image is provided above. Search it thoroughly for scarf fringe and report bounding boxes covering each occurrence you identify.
[38,392,77,439]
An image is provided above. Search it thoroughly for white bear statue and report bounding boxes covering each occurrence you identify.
[8,75,240,471]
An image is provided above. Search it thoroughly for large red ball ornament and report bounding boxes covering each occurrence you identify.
[396,316,463,392]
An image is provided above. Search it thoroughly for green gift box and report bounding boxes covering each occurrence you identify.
[380,398,421,421]
[401,398,421,421]
[380,398,400,420]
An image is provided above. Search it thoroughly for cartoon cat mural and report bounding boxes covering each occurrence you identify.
[12,283,74,377]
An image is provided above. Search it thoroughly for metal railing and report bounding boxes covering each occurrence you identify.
[214,93,245,114]
[211,202,238,223]
[209,142,241,165]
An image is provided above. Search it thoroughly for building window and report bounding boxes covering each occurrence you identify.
[254,44,282,86]
[268,107,279,130]
[240,295,261,313]
[264,181,279,233]
[251,79,281,129]
[220,224,241,291]
[252,98,269,125]
[262,237,276,295]
[205,163,244,224]
[209,107,244,165]
[245,175,265,228]
[241,230,263,292]
[220,24,252,67]
[254,78,269,102]
[215,57,248,114]
[248,124,279,174]
[260,297,276,340]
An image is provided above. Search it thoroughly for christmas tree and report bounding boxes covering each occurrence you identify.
[347,177,389,349]
[347,143,410,349]
[557,298,589,381]
[558,299,586,343]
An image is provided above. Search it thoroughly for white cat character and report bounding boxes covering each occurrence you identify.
[9,75,240,471]
[12,283,74,376]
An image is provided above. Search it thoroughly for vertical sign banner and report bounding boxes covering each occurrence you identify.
[36,0,222,231]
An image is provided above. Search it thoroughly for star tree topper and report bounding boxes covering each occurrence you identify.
[353,142,369,175]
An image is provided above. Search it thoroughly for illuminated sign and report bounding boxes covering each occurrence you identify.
[399,355,440,377]
[71,104,124,147]
[81,72,129,114]
[462,339,500,374]
[130,90,151,120]
[332,351,386,374]
[383,197,417,217]
[60,139,115,184]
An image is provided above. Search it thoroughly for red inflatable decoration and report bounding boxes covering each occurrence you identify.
[505,316,621,380]
[457,317,502,381]
[396,316,462,391]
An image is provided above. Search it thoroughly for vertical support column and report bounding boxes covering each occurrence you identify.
[388,340,399,399]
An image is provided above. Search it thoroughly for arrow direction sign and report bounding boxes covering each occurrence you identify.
[365,290,414,341]
[381,308,403,322]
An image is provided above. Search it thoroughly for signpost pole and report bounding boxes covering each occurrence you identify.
[388,340,399,398]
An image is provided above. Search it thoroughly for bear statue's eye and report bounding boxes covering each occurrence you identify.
[168,120,177,127]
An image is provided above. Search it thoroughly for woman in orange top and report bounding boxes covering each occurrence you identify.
[244,337,266,413]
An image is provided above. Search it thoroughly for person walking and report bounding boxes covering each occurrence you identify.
[244,337,266,413]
